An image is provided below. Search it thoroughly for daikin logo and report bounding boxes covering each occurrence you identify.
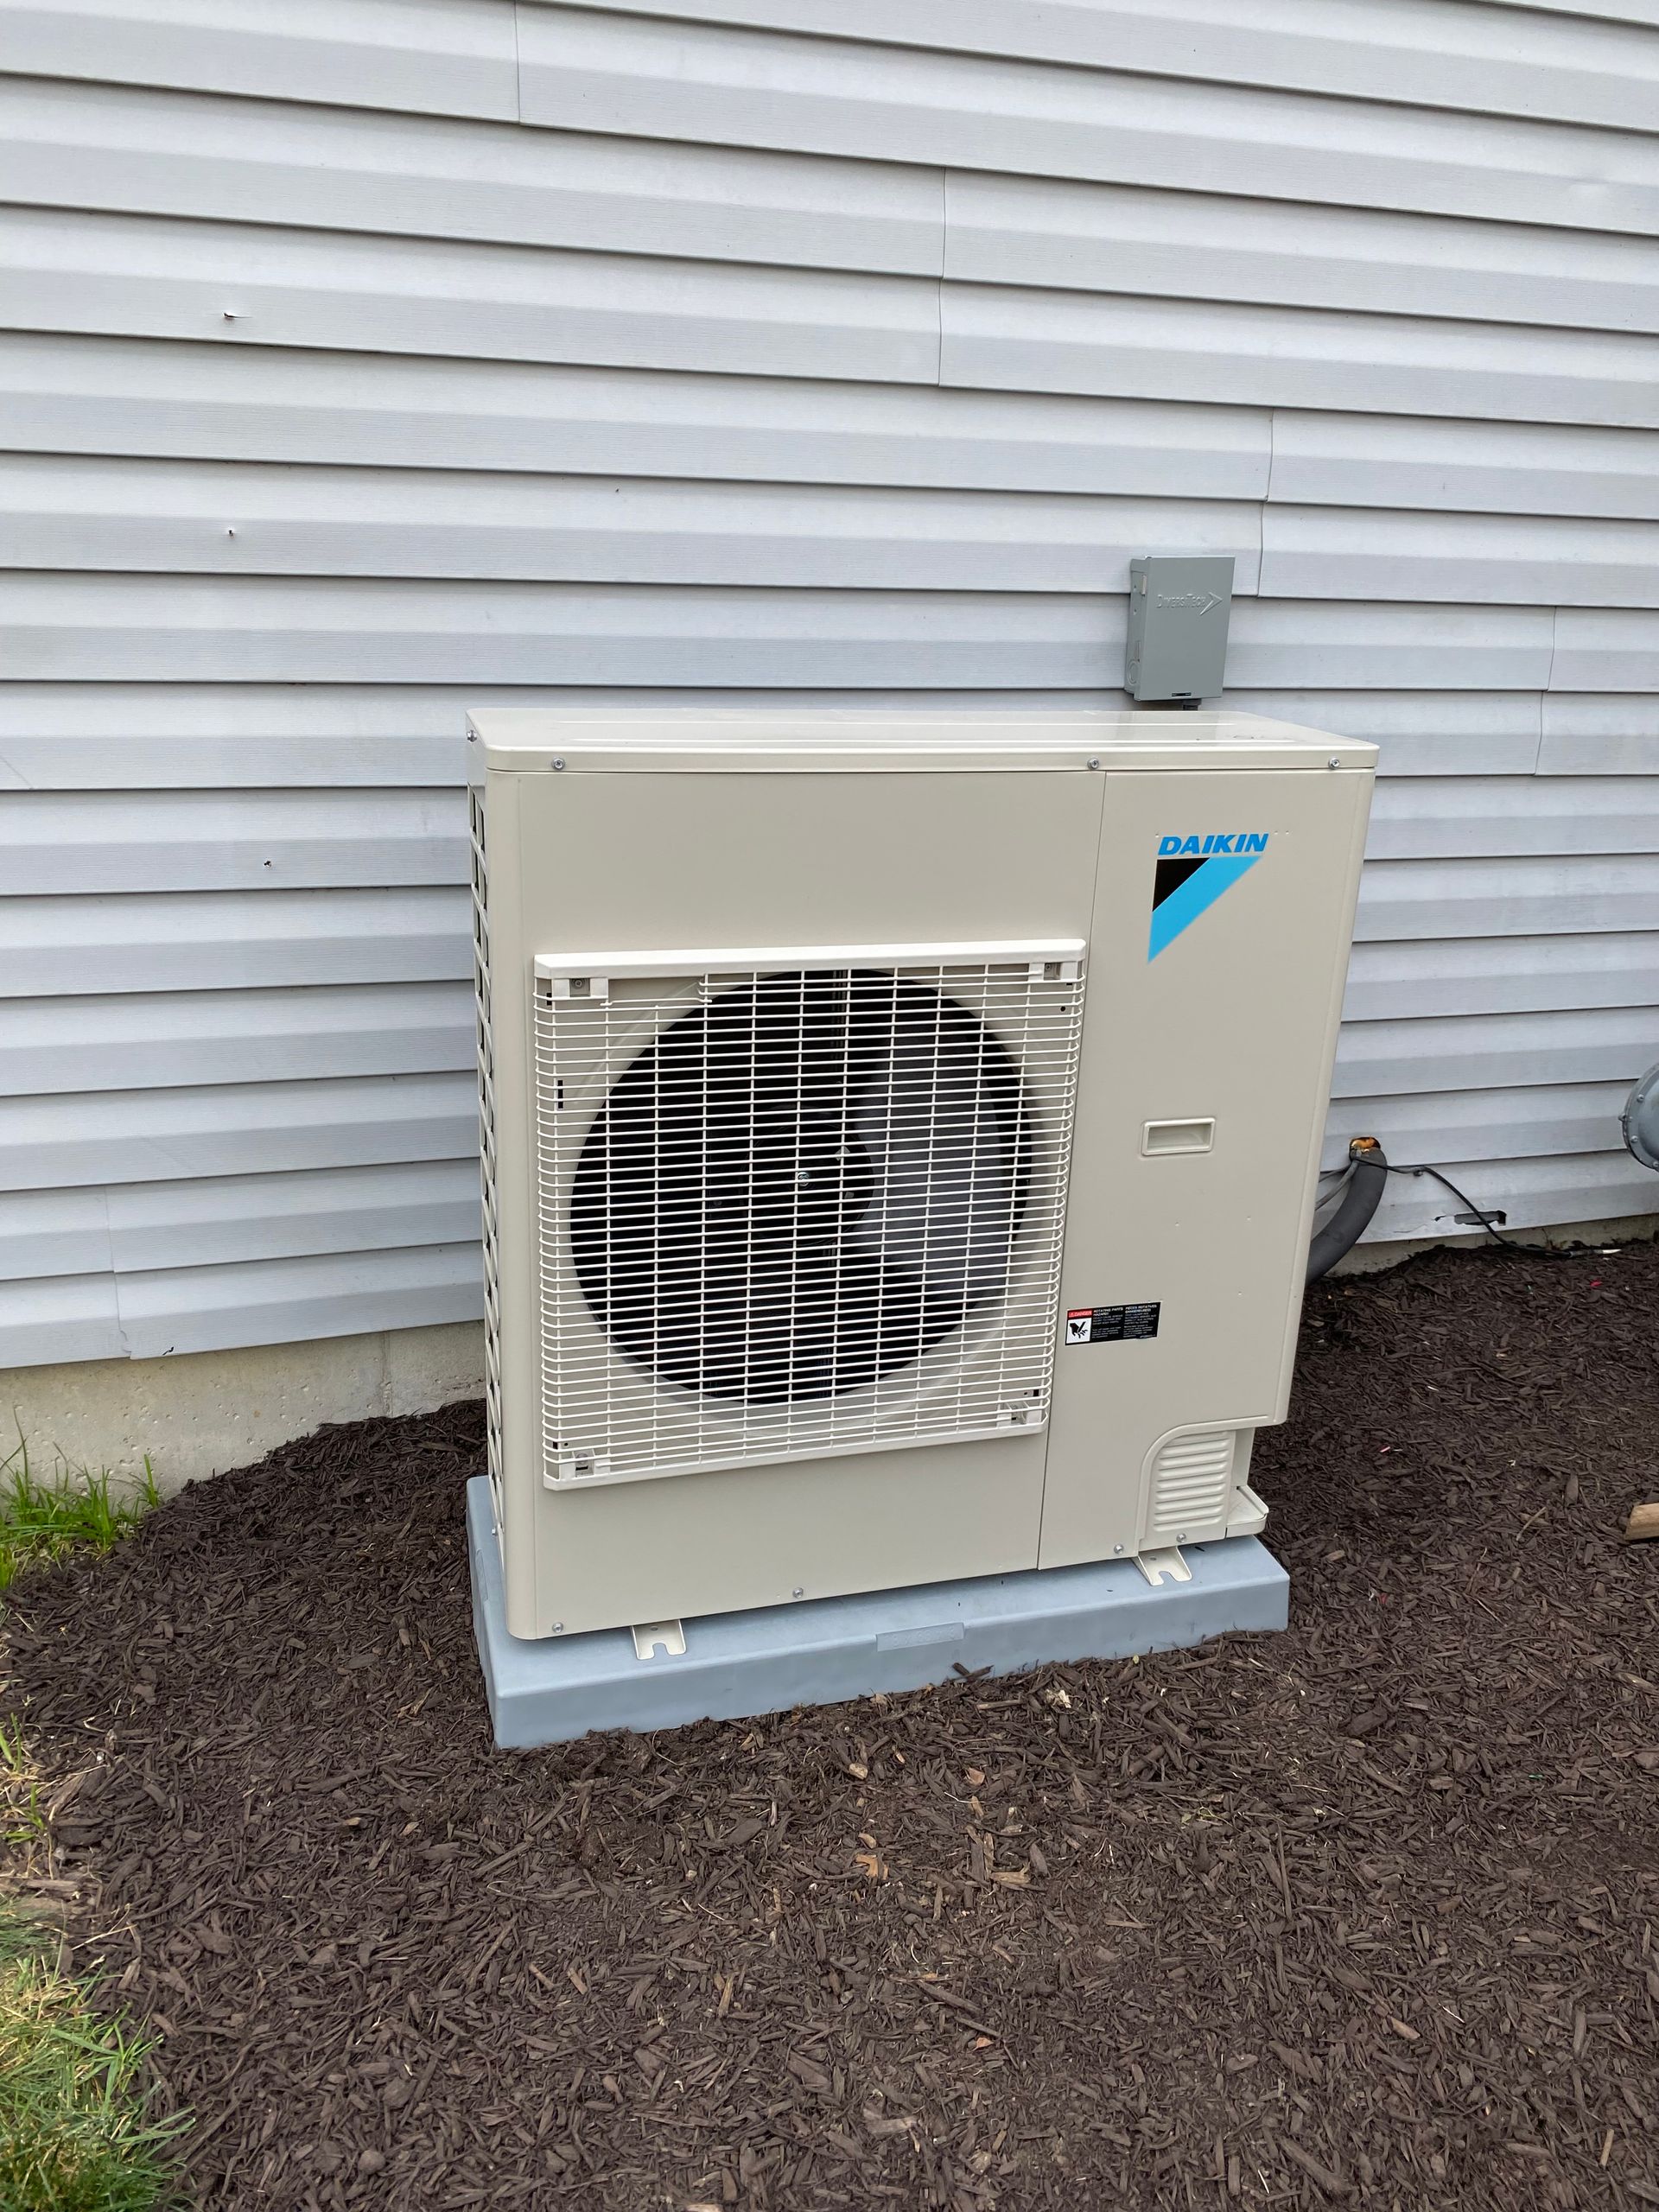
[1148,832,1269,960]
[1158,832,1269,857]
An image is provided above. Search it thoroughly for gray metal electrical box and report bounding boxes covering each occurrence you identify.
[1125,555,1235,702]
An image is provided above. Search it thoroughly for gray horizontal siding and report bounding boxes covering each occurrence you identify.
[3,1,1658,1369]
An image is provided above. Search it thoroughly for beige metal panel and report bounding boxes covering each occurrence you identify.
[1270,413,1659,522]
[943,283,1659,429]
[3,208,941,385]
[0,456,1262,594]
[0,78,943,278]
[948,173,1659,336]
[0,335,1274,500]
[567,0,1659,134]
[517,5,1659,234]
[485,751,1108,1633]
[1261,507,1659,610]
[0,0,518,117]
[1038,762,1372,1568]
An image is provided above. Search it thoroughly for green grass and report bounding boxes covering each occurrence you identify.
[0,1910,187,2212]
[0,1440,161,1594]
[1,1441,185,2210]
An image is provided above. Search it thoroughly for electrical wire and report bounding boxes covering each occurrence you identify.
[1385,1161,1509,1246]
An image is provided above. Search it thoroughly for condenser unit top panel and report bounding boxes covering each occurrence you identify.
[467,709,1377,779]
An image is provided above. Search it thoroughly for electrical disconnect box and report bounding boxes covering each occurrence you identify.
[1125,556,1236,703]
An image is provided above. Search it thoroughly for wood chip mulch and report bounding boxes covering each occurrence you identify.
[3,1239,1659,2210]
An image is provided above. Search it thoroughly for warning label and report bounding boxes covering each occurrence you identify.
[1065,1302,1160,1345]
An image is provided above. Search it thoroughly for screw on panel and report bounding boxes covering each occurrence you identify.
[1086,757,1102,770]
[552,757,566,770]
[791,1586,804,1599]
[550,1622,563,1633]
[1327,756,1341,768]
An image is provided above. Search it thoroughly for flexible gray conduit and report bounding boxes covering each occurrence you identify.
[1306,1141,1388,1284]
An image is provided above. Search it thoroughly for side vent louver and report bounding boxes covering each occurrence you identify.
[470,786,503,1524]
[1147,1430,1236,1541]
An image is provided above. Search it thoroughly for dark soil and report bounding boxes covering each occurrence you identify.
[4,1242,1659,2211]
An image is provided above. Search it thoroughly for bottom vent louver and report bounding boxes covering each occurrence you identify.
[1147,1429,1236,1541]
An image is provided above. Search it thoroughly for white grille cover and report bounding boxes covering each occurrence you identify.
[532,944,1084,1485]
[1146,1430,1236,1541]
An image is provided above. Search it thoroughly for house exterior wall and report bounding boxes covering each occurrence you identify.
[3,0,1658,1375]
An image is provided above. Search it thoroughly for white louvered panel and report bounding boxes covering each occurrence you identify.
[1325,1082,1631,1171]
[0,335,1274,499]
[3,208,941,386]
[470,783,504,1512]
[0,789,464,893]
[1357,855,1659,942]
[0,890,471,995]
[567,0,1659,135]
[1363,1151,1659,1243]
[1146,1431,1236,1544]
[1551,612,1659,694]
[946,174,1659,337]
[1270,415,1659,522]
[1261,509,1659,610]
[0,0,520,118]
[1367,777,1659,858]
[0,982,471,1096]
[943,284,1659,430]
[0,456,1262,594]
[1332,1007,1659,1100]
[1344,934,1659,1022]
[531,946,1084,1485]
[516,6,1659,234]
[0,1074,474,1192]
[0,79,941,279]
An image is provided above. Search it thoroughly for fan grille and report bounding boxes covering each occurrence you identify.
[534,950,1084,1484]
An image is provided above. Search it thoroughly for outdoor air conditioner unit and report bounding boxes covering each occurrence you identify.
[466,711,1376,1653]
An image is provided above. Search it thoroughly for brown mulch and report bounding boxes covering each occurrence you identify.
[4,1241,1659,2211]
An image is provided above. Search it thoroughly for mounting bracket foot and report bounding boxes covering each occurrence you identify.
[632,1619,686,1661]
[1136,1547,1192,1588]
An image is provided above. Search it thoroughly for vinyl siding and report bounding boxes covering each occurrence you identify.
[2,1,1657,1367]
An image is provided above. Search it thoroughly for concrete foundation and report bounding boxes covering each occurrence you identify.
[467,1475,1289,1748]
[0,1322,485,1492]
